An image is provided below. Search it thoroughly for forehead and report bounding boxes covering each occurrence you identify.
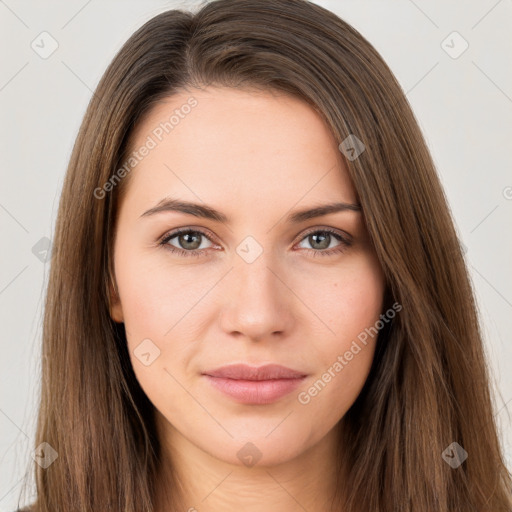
[122,86,357,213]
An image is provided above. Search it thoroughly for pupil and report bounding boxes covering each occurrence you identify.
[311,232,330,250]
[180,232,201,250]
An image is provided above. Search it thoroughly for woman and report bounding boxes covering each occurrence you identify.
[15,0,512,510]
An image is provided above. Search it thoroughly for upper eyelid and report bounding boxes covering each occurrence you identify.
[298,225,350,239]
[161,226,219,246]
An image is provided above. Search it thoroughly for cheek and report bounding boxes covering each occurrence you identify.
[115,256,193,413]
[112,244,179,394]
[297,342,375,432]
[115,244,200,339]
[300,249,385,349]
[295,251,384,411]
[118,265,166,338]
[114,247,216,392]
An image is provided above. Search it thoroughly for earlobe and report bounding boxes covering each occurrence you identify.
[108,277,124,323]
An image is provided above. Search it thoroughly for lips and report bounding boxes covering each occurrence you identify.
[202,364,308,405]
[202,363,307,381]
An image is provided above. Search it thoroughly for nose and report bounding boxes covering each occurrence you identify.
[218,251,295,342]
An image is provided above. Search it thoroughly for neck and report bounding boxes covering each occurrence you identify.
[154,413,344,512]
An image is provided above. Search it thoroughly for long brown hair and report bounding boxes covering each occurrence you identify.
[16,0,512,510]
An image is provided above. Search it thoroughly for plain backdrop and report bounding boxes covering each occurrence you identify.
[1,0,511,509]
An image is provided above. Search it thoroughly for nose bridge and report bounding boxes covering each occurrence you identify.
[234,241,283,308]
[219,239,292,339]
[235,248,276,297]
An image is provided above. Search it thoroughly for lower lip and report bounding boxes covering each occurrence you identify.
[203,375,306,405]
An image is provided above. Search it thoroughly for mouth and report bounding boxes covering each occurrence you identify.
[202,364,308,405]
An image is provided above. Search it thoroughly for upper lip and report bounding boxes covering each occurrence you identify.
[203,364,307,381]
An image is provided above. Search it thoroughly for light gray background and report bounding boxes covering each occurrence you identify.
[1,1,511,509]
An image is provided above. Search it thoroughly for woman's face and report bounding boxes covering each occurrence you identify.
[109,86,385,467]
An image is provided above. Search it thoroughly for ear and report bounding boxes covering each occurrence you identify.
[108,277,124,323]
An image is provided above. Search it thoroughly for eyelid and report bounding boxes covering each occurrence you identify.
[295,225,353,245]
[160,225,219,243]
[158,226,220,252]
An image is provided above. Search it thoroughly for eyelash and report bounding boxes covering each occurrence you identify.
[158,227,352,258]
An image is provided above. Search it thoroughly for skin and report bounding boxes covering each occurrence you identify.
[109,86,386,512]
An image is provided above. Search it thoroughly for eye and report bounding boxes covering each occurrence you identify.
[295,228,351,257]
[158,227,352,258]
[159,228,216,257]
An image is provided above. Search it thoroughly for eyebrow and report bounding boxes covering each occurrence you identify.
[140,197,361,224]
